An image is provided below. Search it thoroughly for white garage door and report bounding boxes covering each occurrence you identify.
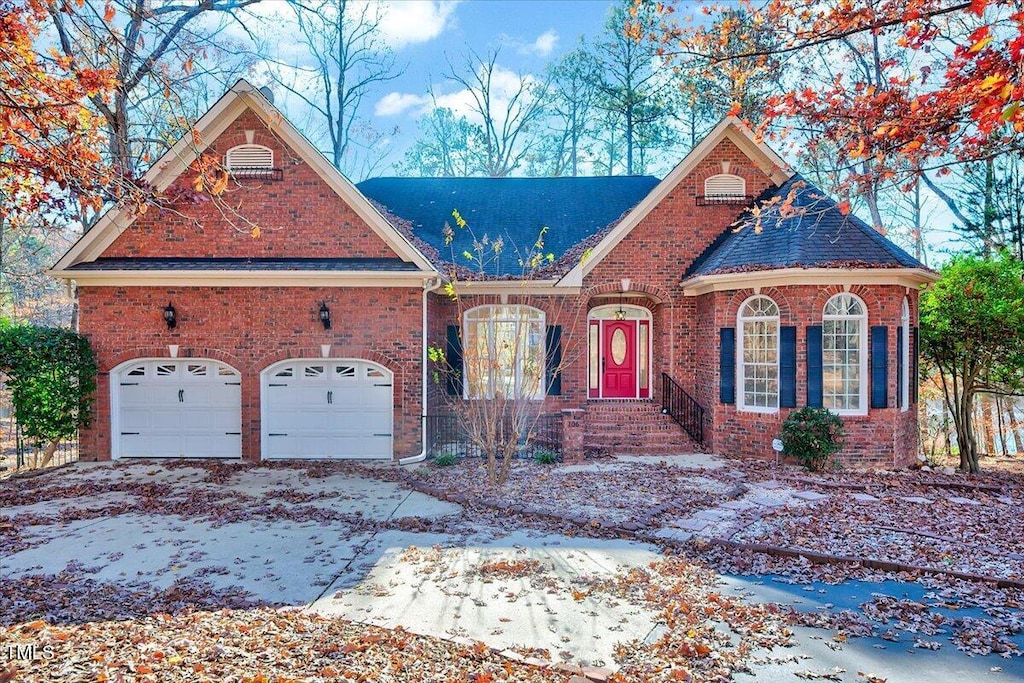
[262,359,393,460]
[113,359,242,459]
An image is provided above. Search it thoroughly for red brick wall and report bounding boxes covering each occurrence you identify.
[103,109,398,260]
[78,285,424,461]
[697,284,921,467]
[583,138,776,400]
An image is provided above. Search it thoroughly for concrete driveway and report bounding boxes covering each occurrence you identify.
[0,461,664,669]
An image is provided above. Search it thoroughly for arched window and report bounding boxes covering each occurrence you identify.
[823,293,868,414]
[225,144,276,179]
[901,298,911,412]
[737,296,780,411]
[704,173,746,202]
[463,305,545,400]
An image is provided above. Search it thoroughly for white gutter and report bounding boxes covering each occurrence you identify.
[399,276,443,465]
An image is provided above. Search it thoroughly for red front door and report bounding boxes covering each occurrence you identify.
[602,320,636,398]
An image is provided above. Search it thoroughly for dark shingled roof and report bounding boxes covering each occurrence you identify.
[357,176,660,276]
[685,175,924,278]
[69,257,419,271]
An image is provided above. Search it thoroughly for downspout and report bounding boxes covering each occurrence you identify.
[399,276,443,465]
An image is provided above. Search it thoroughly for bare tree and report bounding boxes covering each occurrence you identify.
[444,48,550,178]
[430,213,582,487]
[267,0,402,177]
[47,0,265,182]
[402,104,485,177]
[592,1,681,175]
[542,42,601,177]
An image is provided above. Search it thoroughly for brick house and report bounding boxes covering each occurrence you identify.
[50,80,936,467]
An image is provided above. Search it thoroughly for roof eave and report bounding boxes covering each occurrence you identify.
[680,267,940,296]
[46,269,434,288]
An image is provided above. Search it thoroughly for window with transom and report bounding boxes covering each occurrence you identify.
[463,305,545,400]
[823,293,868,414]
[738,296,780,412]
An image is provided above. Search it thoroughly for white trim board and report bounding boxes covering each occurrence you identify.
[681,267,939,296]
[46,269,433,288]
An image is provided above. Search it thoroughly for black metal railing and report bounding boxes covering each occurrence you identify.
[0,384,78,475]
[229,167,284,181]
[695,194,755,206]
[661,372,705,446]
[425,412,563,460]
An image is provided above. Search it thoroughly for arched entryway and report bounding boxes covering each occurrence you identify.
[588,304,652,399]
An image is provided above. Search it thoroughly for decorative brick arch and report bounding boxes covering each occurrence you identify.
[101,347,244,373]
[252,346,400,373]
[810,285,880,322]
[583,280,671,308]
[725,287,794,323]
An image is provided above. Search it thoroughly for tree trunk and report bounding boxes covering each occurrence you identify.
[37,439,60,469]
[1008,398,1024,455]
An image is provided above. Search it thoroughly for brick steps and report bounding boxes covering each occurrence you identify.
[583,400,700,456]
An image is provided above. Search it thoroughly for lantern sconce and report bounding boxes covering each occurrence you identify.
[163,302,177,330]
[615,295,627,321]
[318,301,332,330]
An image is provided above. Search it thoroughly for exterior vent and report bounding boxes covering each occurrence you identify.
[225,144,282,181]
[698,173,750,205]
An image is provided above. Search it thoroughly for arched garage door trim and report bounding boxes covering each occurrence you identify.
[260,358,394,460]
[109,358,242,460]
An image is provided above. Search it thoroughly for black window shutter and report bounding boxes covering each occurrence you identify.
[806,326,823,408]
[445,325,462,396]
[780,326,797,408]
[871,325,888,409]
[719,327,735,404]
[912,326,920,404]
[896,325,904,409]
[545,325,562,396]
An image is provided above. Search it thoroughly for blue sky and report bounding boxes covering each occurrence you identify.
[248,0,618,175]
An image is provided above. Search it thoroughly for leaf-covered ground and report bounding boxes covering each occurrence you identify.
[2,455,1024,682]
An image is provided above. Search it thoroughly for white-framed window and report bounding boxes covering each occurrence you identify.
[463,305,545,400]
[225,144,273,172]
[704,173,746,201]
[901,298,911,412]
[737,295,780,412]
[822,293,868,414]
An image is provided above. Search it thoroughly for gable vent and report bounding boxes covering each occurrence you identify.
[699,173,749,205]
[225,144,282,181]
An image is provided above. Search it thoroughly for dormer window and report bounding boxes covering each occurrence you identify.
[225,144,282,181]
[699,173,749,205]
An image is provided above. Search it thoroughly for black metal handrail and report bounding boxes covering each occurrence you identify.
[661,372,705,446]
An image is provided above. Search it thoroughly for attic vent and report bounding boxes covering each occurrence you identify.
[225,144,282,181]
[699,173,750,205]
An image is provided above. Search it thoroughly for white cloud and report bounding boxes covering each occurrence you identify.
[375,92,430,117]
[522,29,558,57]
[379,1,460,49]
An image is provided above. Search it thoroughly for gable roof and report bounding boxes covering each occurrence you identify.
[357,176,660,277]
[685,174,924,277]
[556,117,793,287]
[50,79,435,278]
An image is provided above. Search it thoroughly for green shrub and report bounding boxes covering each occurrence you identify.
[0,321,96,466]
[780,406,844,472]
[433,452,457,467]
[533,448,558,465]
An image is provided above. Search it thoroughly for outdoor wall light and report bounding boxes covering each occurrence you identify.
[615,295,627,320]
[318,301,332,330]
[163,302,177,330]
